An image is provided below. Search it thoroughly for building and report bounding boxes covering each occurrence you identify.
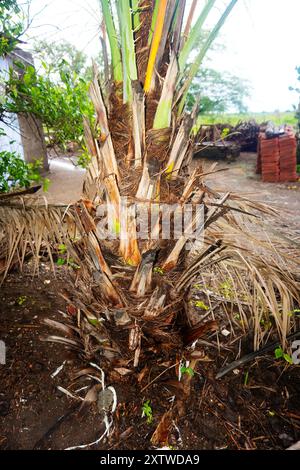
[0,46,49,172]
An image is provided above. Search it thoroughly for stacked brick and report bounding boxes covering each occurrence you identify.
[258,135,280,182]
[257,131,297,183]
[278,131,297,182]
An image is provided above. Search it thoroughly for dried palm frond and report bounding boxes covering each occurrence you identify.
[0,197,70,279]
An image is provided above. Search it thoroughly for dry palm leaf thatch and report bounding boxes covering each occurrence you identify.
[0,0,299,409]
[0,195,71,279]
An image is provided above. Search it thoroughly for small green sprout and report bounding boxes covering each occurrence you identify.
[219,280,233,299]
[192,284,202,290]
[67,258,80,269]
[260,318,272,330]
[243,371,249,386]
[274,347,293,364]
[57,244,67,266]
[56,247,80,269]
[17,295,27,306]
[193,300,209,311]
[180,366,195,377]
[58,243,67,254]
[153,267,164,275]
[142,400,153,424]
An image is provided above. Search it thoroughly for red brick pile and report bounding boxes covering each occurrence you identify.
[278,131,297,182]
[257,131,297,183]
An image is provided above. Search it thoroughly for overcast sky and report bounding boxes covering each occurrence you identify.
[22,0,300,112]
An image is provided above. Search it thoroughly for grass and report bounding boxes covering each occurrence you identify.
[197,111,297,127]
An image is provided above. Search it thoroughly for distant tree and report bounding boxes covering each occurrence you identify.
[295,67,300,132]
[289,66,300,128]
[33,39,88,78]
[0,0,23,56]
[289,66,300,162]
[289,66,300,94]
[186,67,251,114]
[32,39,103,84]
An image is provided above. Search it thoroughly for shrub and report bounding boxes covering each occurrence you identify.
[0,146,47,193]
[3,63,94,149]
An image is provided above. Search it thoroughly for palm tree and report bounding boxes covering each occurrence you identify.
[1,1,299,438]
[64,0,299,368]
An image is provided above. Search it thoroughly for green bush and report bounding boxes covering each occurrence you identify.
[3,63,94,149]
[0,147,47,193]
[0,1,23,56]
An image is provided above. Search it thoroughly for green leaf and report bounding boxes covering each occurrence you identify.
[193,300,209,311]
[16,295,27,306]
[100,0,123,83]
[153,267,164,275]
[283,354,293,365]
[42,177,50,192]
[221,128,230,138]
[275,347,283,359]
[180,366,195,377]
[142,400,153,424]
[275,347,293,364]
[178,0,216,72]
[178,0,238,114]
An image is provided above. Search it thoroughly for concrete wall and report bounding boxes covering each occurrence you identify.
[18,113,49,172]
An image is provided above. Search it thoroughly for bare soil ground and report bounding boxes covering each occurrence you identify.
[0,264,103,450]
[44,155,85,204]
[0,153,300,450]
[196,152,300,228]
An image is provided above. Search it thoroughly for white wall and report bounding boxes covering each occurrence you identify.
[0,56,24,158]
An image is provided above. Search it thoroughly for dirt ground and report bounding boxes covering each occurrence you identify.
[195,152,300,228]
[46,152,300,224]
[44,155,85,204]
[0,152,300,450]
